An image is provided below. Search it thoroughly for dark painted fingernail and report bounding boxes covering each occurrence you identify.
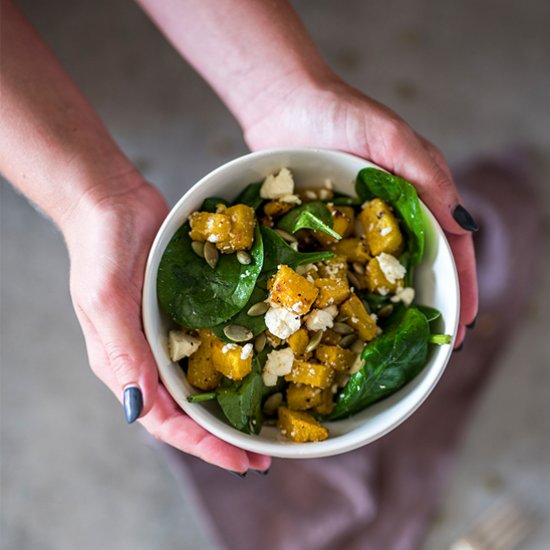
[454,342,464,352]
[467,316,477,329]
[452,205,479,232]
[123,386,143,424]
[253,469,270,476]
[229,471,247,479]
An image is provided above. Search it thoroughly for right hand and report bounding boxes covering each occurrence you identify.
[62,175,271,474]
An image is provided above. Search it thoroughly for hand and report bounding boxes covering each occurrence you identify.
[62,176,271,473]
[243,79,478,347]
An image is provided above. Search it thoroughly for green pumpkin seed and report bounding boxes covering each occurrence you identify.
[352,261,365,274]
[347,271,362,289]
[274,228,297,243]
[305,330,323,353]
[263,392,283,415]
[350,339,365,354]
[191,241,205,258]
[236,250,252,265]
[378,304,394,318]
[203,241,219,269]
[254,332,267,353]
[223,324,253,342]
[333,322,355,335]
[339,334,357,348]
[247,301,269,317]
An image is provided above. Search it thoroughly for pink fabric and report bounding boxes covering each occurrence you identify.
[155,150,541,550]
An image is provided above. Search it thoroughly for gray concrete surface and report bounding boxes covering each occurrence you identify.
[1,1,549,549]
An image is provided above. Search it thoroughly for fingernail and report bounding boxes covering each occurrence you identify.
[123,386,143,424]
[467,316,477,329]
[253,469,270,476]
[452,205,479,232]
[454,342,464,353]
[228,470,247,479]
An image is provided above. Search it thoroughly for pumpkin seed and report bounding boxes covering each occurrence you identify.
[339,334,357,348]
[333,322,355,335]
[191,240,205,258]
[347,271,362,289]
[247,301,269,317]
[203,241,219,269]
[223,324,253,342]
[352,261,365,275]
[378,304,394,318]
[236,250,252,265]
[351,339,365,354]
[263,392,283,416]
[254,332,267,353]
[305,330,323,353]
[274,228,297,243]
[335,314,349,323]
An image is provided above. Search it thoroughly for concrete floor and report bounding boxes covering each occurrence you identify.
[1,1,549,549]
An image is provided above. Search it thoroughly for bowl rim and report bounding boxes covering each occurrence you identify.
[142,147,460,459]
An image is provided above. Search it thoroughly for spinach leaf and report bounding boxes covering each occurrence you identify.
[232,182,264,210]
[260,226,334,274]
[157,224,263,328]
[211,285,268,342]
[200,197,229,213]
[216,351,265,434]
[356,168,425,266]
[327,307,430,420]
[277,201,342,240]
[416,305,441,323]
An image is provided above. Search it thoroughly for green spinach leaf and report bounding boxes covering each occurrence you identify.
[157,224,263,328]
[277,201,342,240]
[356,168,425,266]
[328,307,430,420]
[232,182,264,210]
[200,197,229,213]
[260,226,334,274]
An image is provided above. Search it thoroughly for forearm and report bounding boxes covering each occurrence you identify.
[137,0,337,131]
[0,0,141,230]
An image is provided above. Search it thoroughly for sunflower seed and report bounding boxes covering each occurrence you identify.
[223,324,253,342]
[378,304,394,318]
[305,330,323,353]
[203,241,219,269]
[236,250,252,265]
[333,322,355,335]
[274,228,297,243]
[191,241,205,258]
[339,334,357,348]
[254,332,267,353]
[352,261,365,275]
[247,301,269,317]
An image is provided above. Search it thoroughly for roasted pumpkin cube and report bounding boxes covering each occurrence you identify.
[360,198,404,256]
[211,337,253,381]
[268,265,318,315]
[365,256,403,294]
[285,359,335,388]
[286,383,323,410]
[340,294,378,342]
[263,200,294,218]
[219,204,256,253]
[187,330,222,390]
[313,205,353,247]
[330,237,371,264]
[313,278,350,308]
[188,212,232,247]
[288,328,310,357]
[315,344,355,372]
[277,406,329,442]
[314,388,335,416]
[317,255,348,281]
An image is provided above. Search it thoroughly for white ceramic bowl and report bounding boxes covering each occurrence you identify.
[143,148,459,459]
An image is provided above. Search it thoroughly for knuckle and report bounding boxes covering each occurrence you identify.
[104,341,136,381]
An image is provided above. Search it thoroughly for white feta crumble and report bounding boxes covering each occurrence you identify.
[264,306,301,339]
[376,253,407,284]
[222,343,238,354]
[306,309,334,332]
[262,371,279,387]
[206,233,219,243]
[260,168,295,199]
[292,301,303,313]
[264,347,295,376]
[324,179,333,190]
[279,193,302,204]
[391,286,416,307]
[378,286,389,296]
[168,330,201,362]
[240,343,253,360]
[380,227,393,237]
[304,190,317,200]
[322,305,339,318]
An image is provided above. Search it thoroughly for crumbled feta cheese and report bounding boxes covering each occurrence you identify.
[304,190,317,200]
[376,253,407,284]
[262,371,279,387]
[390,286,416,307]
[324,179,333,190]
[322,305,339,318]
[292,301,303,313]
[260,168,295,199]
[207,233,219,243]
[222,343,238,354]
[279,194,302,204]
[264,347,295,376]
[318,189,332,200]
[264,306,301,339]
[240,343,253,360]
[168,330,201,362]
[305,309,334,332]
[380,227,393,236]
[378,286,389,296]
